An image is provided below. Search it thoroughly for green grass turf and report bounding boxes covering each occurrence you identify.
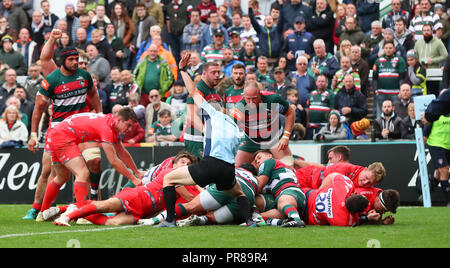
[0,205,448,248]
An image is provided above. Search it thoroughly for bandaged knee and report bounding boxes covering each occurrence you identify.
[82,147,101,162]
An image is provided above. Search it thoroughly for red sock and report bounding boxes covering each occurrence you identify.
[41,180,62,212]
[74,181,89,207]
[32,202,42,211]
[68,203,97,221]
[83,213,110,225]
[58,205,69,213]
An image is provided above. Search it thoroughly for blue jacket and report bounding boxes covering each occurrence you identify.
[281,1,313,32]
[249,7,285,58]
[356,0,379,33]
[283,30,315,71]
[425,88,450,123]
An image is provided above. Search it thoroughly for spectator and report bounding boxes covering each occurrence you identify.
[86,43,111,87]
[40,0,59,29]
[186,51,203,80]
[332,56,361,93]
[30,10,45,47]
[228,31,243,59]
[409,0,443,41]
[200,11,229,51]
[286,88,307,128]
[127,92,146,130]
[414,23,448,69]
[13,28,38,69]
[104,23,125,69]
[356,0,379,34]
[110,2,134,48]
[118,69,140,107]
[182,8,207,54]
[0,0,28,33]
[373,99,402,140]
[131,0,164,30]
[3,95,27,127]
[288,56,316,107]
[134,44,174,105]
[13,86,33,131]
[0,104,28,148]
[166,80,188,120]
[335,39,352,64]
[197,0,218,23]
[0,35,27,75]
[201,28,228,62]
[240,15,259,46]
[227,0,244,19]
[0,16,17,42]
[78,14,94,42]
[23,63,43,104]
[366,20,383,56]
[307,0,335,53]
[74,28,89,51]
[404,50,427,96]
[255,56,275,88]
[308,39,340,87]
[334,73,368,126]
[218,4,232,29]
[145,89,175,139]
[227,11,245,36]
[238,37,261,72]
[129,2,157,69]
[268,67,296,98]
[165,0,191,64]
[381,0,410,30]
[372,40,406,118]
[350,45,370,96]
[222,48,244,78]
[112,103,145,145]
[75,0,86,18]
[147,109,178,143]
[282,16,314,72]
[249,6,285,63]
[135,25,168,66]
[90,29,117,67]
[401,102,423,139]
[103,67,123,113]
[339,16,369,49]
[394,83,413,120]
[281,0,313,32]
[55,3,80,42]
[314,110,348,142]
[92,4,112,31]
[369,28,407,67]
[394,18,415,53]
[333,3,347,47]
[307,74,335,138]
[0,69,18,109]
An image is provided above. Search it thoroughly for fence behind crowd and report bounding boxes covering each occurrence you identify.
[0,141,445,205]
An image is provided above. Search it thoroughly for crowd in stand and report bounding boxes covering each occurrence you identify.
[0,0,449,148]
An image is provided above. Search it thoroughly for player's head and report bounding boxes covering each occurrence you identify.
[374,189,400,214]
[327,145,350,164]
[253,149,273,168]
[60,46,79,72]
[239,163,257,176]
[243,82,262,109]
[359,162,386,188]
[345,194,369,214]
[202,61,222,87]
[115,107,138,135]
[173,150,198,168]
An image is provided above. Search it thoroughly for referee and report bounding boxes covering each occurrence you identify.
[156,53,256,227]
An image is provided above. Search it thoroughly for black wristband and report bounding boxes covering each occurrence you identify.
[180,66,188,72]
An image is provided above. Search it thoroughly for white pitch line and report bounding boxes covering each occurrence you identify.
[0,224,146,239]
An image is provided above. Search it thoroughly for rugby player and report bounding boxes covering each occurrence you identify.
[156,53,256,227]
[41,107,144,218]
[253,150,306,227]
[53,152,199,226]
[24,29,103,220]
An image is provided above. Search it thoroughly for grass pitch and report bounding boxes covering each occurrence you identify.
[0,205,448,248]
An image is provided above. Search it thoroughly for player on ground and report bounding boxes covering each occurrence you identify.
[140,163,259,226]
[24,29,103,220]
[53,153,199,226]
[253,150,306,228]
[156,52,256,228]
[41,108,144,217]
[230,80,296,168]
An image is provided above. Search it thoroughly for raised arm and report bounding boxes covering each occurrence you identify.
[178,53,205,107]
[40,29,60,76]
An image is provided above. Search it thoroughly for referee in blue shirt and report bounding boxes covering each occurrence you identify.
[156,53,256,227]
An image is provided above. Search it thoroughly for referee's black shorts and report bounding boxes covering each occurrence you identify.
[429,145,450,169]
[188,156,236,191]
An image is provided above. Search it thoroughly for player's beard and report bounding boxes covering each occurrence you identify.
[63,60,78,74]
[233,78,245,87]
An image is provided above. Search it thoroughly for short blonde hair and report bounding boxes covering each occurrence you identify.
[367,162,386,183]
[1,105,21,122]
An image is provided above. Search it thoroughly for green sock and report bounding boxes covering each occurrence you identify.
[282,205,301,221]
